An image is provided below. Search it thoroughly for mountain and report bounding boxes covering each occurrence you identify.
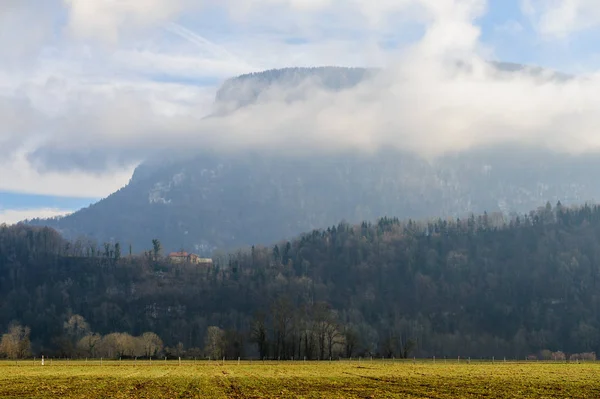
[28,66,590,254]
[4,204,600,359]
[214,66,375,113]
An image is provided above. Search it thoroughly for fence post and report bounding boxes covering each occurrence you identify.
[179,357,181,366]
[41,356,44,366]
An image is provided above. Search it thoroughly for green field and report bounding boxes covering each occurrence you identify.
[1,360,600,398]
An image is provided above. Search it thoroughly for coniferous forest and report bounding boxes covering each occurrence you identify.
[2,202,600,361]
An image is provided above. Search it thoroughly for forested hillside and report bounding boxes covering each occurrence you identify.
[5,203,600,360]
[214,67,374,112]
[29,148,600,255]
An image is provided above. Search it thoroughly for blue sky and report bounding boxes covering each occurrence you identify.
[2,0,600,224]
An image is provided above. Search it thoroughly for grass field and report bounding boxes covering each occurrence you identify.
[1,360,600,398]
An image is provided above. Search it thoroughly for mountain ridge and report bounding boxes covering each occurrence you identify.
[27,65,589,254]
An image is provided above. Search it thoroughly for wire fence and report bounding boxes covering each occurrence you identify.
[1,356,597,367]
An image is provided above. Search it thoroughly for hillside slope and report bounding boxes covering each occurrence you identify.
[29,146,600,254]
[5,204,600,359]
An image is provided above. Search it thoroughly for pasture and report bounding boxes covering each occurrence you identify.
[1,360,599,398]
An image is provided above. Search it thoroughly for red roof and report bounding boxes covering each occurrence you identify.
[169,252,189,257]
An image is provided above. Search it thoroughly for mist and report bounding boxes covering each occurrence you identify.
[26,45,600,172]
[4,0,600,175]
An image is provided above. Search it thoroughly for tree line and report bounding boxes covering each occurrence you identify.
[3,202,600,359]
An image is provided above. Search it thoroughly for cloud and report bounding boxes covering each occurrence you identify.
[4,0,600,199]
[522,0,600,38]
[21,78,217,172]
[0,0,58,67]
[61,0,393,44]
[60,0,453,44]
[183,61,600,158]
[63,0,200,43]
[0,208,73,225]
[0,150,133,197]
[29,0,600,161]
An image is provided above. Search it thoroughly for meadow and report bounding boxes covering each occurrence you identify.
[1,360,600,398]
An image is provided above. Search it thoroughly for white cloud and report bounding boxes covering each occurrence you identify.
[60,0,470,44]
[0,0,58,66]
[27,0,600,161]
[179,62,600,158]
[522,0,600,38]
[0,208,73,225]
[3,0,600,201]
[63,0,200,43]
[0,151,133,198]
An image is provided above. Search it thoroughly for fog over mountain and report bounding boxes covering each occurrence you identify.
[5,0,600,213]
[26,65,600,254]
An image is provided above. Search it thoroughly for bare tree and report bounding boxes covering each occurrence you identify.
[343,326,359,358]
[64,314,91,342]
[77,333,101,358]
[117,333,138,357]
[141,332,163,358]
[98,333,135,359]
[271,298,293,359]
[0,323,31,359]
[325,321,342,359]
[313,302,338,360]
[204,326,225,359]
[251,312,269,359]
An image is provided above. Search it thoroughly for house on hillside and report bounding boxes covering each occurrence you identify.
[168,251,189,263]
[168,251,213,266]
